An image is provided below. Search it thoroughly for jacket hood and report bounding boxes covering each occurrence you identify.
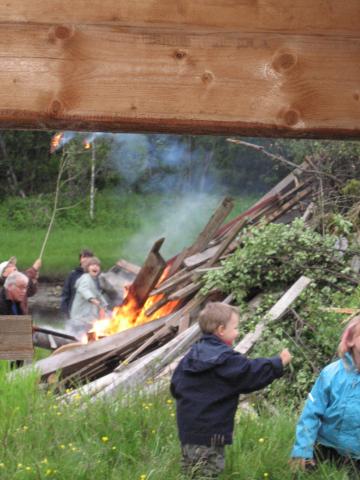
[182,334,233,373]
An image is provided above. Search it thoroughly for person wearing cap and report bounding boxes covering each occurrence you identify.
[60,249,94,318]
[0,256,41,314]
[0,257,17,283]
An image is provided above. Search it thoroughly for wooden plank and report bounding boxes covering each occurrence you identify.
[235,276,311,354]
[149,270,192,296]
[128,238,166,307]
[0,10,358,136]
[23,316,166,379]
[0,315,33,360]
[207,218,248,267]
[168,282,200,301]
[1,1,359,35]
[115,259,141,275]
[185,196,234,255]
[168,196,234,276]
[264,186,313,224]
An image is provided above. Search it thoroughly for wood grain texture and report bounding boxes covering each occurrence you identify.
[0,1,359,137]
[0,315,33,360]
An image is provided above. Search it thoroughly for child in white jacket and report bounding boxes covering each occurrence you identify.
[69,257,108,337]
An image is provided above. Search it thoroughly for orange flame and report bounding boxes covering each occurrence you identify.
[50,132,64,153]
[83,141,91,150]
[89,267,179,340]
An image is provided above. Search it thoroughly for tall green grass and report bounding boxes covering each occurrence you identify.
[0,192,258,277]
[0,365,351,480]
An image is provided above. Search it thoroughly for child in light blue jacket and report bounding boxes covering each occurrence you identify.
[291,316,360,475]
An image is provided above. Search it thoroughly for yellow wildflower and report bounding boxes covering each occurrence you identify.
[101,436,109,443]
[258,438,265,443]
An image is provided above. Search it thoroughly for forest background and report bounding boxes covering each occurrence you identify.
[2,130,358,278]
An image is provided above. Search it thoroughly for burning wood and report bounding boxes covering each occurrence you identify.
[14,164,316,392]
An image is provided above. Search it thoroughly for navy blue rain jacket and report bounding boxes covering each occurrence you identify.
[170,334,283,446]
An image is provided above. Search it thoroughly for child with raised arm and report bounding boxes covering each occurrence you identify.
[291,316,360,476]
[170,302,292,478]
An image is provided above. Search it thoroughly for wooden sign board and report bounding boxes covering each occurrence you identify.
[0,315,34,360]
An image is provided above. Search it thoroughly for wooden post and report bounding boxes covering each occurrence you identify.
[0,315,33,360]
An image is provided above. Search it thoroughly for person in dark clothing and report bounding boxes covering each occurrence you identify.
[60,249,94,318]
[170,302,292,478]
[0,271,30,368]
[0,271,29,315]
[0,256,41,314]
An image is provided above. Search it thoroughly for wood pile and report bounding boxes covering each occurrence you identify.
[17,163,316,397]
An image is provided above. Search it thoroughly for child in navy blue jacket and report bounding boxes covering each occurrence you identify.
[170,301,292,478]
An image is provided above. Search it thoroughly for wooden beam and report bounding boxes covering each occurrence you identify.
[235,276,311,354]
[128,238,166,307]
[0,315,33,360]
[1,1,359,34]
[0,2,359,137]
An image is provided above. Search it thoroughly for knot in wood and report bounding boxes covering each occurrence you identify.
[201,71,214,84]
[354,92,360,101]
[272,51,297,74]
[174,50,187,60]
[54,25,72,40]
[50,100,63,116]
[283,108,300,126]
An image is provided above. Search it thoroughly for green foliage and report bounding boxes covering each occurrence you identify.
[342,179,360,198]
[202,219,358,402]
[251,285,349,403]
[202,219,349,306]
[325,213,353,236]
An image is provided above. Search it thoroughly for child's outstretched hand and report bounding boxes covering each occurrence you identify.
[279,348,292,366]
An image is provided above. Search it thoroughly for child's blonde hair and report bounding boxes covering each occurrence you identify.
[198,302,239,334]
[338,315,360,360]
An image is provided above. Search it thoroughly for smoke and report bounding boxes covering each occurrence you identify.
[123,193,225,263]
[105,134,228,262]
[51,131,231,262]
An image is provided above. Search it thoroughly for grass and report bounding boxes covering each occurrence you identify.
[0,192,258,278]
[0,364,351,480]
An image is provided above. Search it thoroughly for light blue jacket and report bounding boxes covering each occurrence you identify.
[291,354,360,459]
